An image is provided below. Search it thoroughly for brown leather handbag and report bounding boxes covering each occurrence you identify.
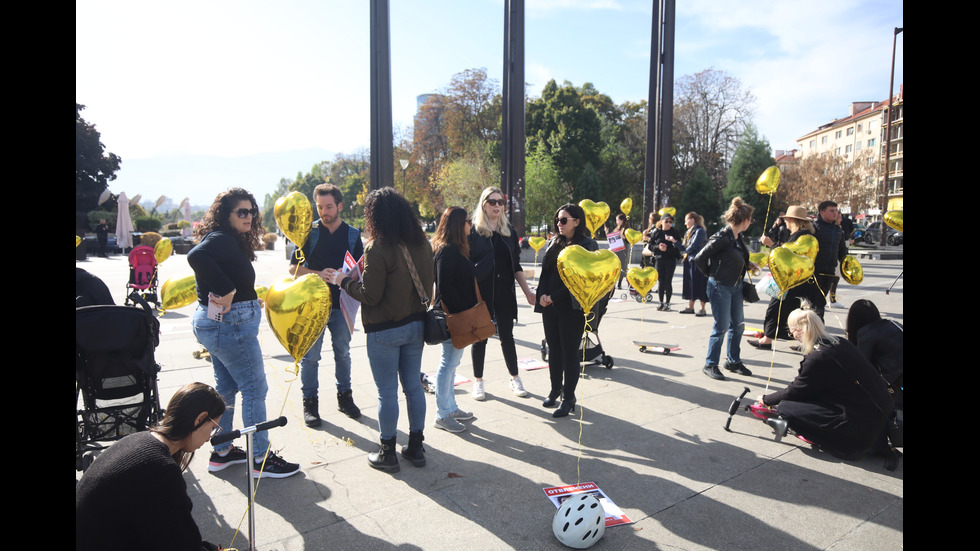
[444,280,497,349]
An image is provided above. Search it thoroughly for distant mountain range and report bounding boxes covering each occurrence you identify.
[109,148,335,210]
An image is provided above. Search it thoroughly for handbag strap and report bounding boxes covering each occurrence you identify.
[399,244,430,307]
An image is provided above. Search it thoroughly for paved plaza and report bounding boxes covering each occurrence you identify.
[76,243,903,550]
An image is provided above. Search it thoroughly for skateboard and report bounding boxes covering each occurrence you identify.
[192,348,211,362]
[633,341,681,355]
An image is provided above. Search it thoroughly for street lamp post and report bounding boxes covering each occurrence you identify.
[399,159,409,194]
[879,26,902,246]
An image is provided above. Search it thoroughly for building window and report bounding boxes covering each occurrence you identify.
[868,138,876,148]
[835,130,842,139]
[847,127,854,136]
[810,140,816,149]
[845,145,853,154]
[857,123,863,133]
[822,136,828,145]
[856,141,862,151]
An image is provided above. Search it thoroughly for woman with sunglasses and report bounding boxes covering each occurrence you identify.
[535,203,597,418]
[646,214,683,311]
[467,187,536,401]
[430,206,477,433]
[76,383,226,550]
[188,188,300,479]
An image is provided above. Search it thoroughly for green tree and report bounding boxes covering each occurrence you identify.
[725,125,774,236]
[76,103,122,230]
[678,166,723,235]
[526,80,602,192]
[524,144,567,233]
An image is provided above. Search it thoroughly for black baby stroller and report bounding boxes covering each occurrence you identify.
[541,294,614,369]
[76,292,163,471]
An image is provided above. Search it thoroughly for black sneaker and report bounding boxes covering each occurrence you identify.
[208,446,248,472]
[724,361,752,376]
[253,452,301,479]
[702,364,725,380]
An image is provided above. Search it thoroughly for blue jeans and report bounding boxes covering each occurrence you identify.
[436,341,465,419]
[365,320,426,440]
[192,300,270,458]
[299,308,353,399]
[705,278,744,367]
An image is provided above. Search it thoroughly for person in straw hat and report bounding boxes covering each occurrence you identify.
[748,205,827,350]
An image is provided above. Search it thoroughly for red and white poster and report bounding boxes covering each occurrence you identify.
[543,481,633,527]
[606,231,625,253]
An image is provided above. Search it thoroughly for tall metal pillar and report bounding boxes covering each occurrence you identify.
[370,0,394,191]
[502,0,526,232]
[658,0,675,210]
[643,0,663,219]
[643,0,675,219]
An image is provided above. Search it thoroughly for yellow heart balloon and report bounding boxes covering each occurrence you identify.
[768,247,814,292]
[254,285,269,301]
[749,252,769,268]
[556,245,621,315]
[841,255,864,285]
[274,191,313,249]
[626,266,658,297]
[528,236,546,252]
[658,207,676,218]
[160,275,198,312]
[756,166,780,195]
[154,238,173,264]
[578,199,610,238]
[782,234,818,263]
[265,274,332,365]
[620,198,633,215]
[884,210,903,233]
[623,228,644,247]
[76,235,81,247]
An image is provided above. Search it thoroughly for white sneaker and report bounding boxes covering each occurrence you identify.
[510,376,528,397]
[472,380,486,401]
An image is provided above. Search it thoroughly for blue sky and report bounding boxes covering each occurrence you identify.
[76,0,903,203]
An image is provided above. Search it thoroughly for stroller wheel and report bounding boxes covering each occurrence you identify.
[602,355,614,369]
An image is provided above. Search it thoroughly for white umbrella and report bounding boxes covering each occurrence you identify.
[115,191,135,251]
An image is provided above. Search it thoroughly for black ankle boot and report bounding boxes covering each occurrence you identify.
[368,438,400,473]
[400,430,426,467]
[553,398,576,418]
[303,397,321,428]
[337,390,362,419]
[543,388,562,408]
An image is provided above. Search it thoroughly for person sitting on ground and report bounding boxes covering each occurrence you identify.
[76,382,225,551]
[846,299,903,410]
[758,305,900,470]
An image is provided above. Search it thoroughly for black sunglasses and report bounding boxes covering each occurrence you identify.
[235,208,259,219]
[557,217,577,225]
[485,198,506,206]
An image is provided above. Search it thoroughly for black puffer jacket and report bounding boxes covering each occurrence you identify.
[694,227,749,286]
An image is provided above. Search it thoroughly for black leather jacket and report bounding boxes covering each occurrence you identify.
[694,227,749,286]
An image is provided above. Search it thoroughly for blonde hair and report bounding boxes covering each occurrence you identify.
[472,186,512,238]
[787,302,838,355]
[787,218,816,234]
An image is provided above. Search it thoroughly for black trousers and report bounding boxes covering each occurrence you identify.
[542,306,586,399]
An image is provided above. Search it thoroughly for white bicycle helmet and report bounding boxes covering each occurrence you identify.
[552,493,606,549]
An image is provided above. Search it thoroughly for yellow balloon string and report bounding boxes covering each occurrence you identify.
[761,193,774,237]
[576,310,595,484]
[533,251,540,284]
[811,275,846,332]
